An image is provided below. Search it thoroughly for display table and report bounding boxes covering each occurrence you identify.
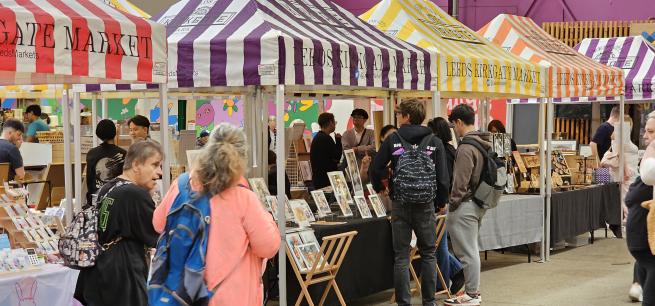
[0,264,79,306]
[479,194,544,252]
[550,183,621,245]
[286,217,393,306]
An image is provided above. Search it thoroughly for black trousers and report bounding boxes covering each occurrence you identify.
[630,250,655,306]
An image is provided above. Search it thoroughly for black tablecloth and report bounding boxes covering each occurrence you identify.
[286,217,393,306]
[550,183,621,245]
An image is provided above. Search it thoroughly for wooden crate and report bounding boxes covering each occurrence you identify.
[542,20,654,47]
[554,118,591,145]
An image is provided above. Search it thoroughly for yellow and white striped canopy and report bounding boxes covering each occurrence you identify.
[102,0,150,18]
[361,0,547,98]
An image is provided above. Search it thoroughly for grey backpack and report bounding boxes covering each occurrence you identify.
[392,133,438,204]
[459,138,507,209]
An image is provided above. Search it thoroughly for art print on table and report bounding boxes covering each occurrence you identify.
[327,171,352,202]
[13,217,29,230]
[353,195,372,219]
[265,195,294,221]
[285,233,308,271]
[297,242,324,270]
[344,149,364,196]
[248,178,271,208]
[289,200,314,228]
[368,194,387,218]
[311,190,332,217]
[335,193,353,217]
[366,184,376,196]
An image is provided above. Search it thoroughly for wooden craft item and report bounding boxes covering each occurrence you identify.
[522,154,540,168]
[513,151,527,173]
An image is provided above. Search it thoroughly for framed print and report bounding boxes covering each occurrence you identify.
[353,195,372,218]
[344,150,364,196]
[286,233,308,271]
[248,178,271,208]
[368,194,387,217]
[289,199,315,228]
[328,171,353,203]
[311,190,332,217]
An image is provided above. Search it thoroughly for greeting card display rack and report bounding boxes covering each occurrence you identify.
[0,194,59,254]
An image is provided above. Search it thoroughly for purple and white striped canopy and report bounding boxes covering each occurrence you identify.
[576,36,655,101]
[155,0,436,91]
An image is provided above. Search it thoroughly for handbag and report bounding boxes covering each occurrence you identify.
[593,167,611,184]
[600,150,619,169]
[641,200,655,256]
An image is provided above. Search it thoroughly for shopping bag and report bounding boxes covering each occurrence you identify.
[641,200,655,256]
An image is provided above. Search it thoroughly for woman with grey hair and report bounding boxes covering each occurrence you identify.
[154,123,280,306]
[77,141,164,306]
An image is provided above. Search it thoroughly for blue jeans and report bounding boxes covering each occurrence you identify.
[391,200,437,306]
[436,226,463,290]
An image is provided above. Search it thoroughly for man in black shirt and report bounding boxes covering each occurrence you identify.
[0,119,25,181]
[86,119,126,205]
[591,106,620,163]
[310,112,342,189]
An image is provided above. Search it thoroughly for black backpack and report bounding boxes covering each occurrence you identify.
[459,138,507,209]
[392,132,438,204]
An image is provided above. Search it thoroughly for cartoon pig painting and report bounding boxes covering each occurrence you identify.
[196,103,215,127]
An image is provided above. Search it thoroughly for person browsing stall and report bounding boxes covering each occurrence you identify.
[0,119,25,181]
[128,115,158,143]
[310,112,343,189]
[154,123,280,306]
[371,100,450,306]
[77,141,163,306]
[24,104,49,143]
[85,119,126,205]
[342,108,375,160]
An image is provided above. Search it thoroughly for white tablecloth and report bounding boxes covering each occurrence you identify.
[478,194,544,251]
[0,264,79,306]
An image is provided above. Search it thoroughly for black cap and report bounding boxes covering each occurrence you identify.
[199,130,210,138]
[351,108,369,119]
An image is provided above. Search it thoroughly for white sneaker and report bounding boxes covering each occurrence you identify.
[444,292,481,306]
[628,283,643,302]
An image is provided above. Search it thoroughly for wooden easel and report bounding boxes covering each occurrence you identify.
[390,215,452,302]
[287,230,358,306]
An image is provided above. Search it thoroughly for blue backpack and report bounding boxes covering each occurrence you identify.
[148,172,213,306]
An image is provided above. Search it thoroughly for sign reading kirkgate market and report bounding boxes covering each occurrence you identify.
[0,20,153,58]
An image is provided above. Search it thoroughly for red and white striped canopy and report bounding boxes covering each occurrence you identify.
[0,0,167,86]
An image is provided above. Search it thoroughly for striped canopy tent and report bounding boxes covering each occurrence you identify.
[0,0,166,86]
[156,1,435,303]
[575,36,655,102]
[479,14,626,262]
[0,0,168,222]
[360,0,547,99]
[478,14,624,101]
[156,0,435,93]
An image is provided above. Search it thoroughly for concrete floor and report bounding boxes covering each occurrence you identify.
[347,230,638,306]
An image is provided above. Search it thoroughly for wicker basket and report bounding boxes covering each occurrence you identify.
[36,131,64,144]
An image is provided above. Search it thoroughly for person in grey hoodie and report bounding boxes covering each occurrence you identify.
[444,104,491,306]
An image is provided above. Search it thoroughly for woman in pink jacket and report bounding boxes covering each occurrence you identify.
[153,123,280,306]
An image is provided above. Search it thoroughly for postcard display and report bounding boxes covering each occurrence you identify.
[0,193,59,256]
[490,133,516,193]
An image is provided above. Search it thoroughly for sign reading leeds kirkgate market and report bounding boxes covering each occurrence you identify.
[361,0,547,97]
[0,21,153,59]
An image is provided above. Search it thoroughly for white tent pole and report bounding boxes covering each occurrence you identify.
[382,94,391,126]
[101,97,108,119]
[545,98,554,261]
[619,96,625,221]
[432,90,441,118]
[506,101,514,133]
[160,84,171,192]
[62,88,73,224]
[481,98,489,132]
[73,92,83,212]
[275,85,287,306]
[92,93,98,147]
[539,99,546,262]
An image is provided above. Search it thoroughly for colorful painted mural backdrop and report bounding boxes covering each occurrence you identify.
[79,98,138,121]
[269,100,320,137]
[195,97,244,136]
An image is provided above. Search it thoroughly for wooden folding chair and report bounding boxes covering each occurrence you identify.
[287,230,358,306]
[390,215,452,302]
